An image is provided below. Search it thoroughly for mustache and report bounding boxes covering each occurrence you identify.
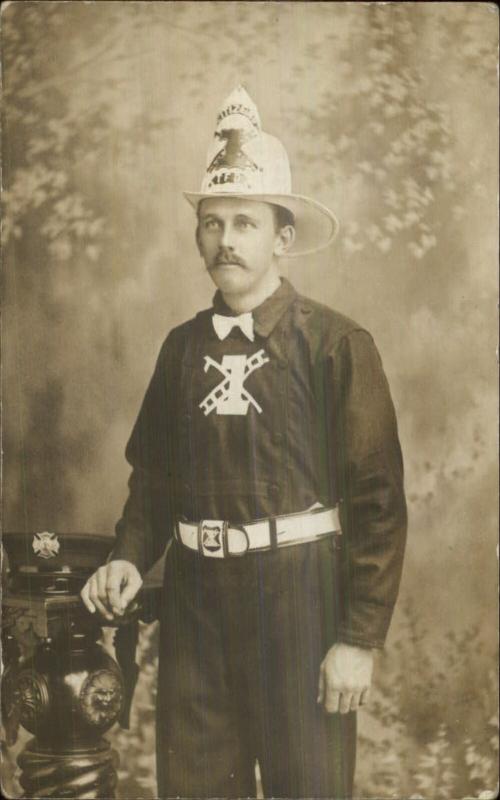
[212,248,247,268]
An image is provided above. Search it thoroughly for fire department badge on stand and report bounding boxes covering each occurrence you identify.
[32,532,60,559]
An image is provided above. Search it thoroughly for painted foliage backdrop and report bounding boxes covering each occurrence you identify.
[2,2,498,798]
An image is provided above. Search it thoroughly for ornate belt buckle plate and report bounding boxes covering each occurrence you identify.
[198,520,228,558]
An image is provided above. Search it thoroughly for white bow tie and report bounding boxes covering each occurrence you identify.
[212,312,255,342]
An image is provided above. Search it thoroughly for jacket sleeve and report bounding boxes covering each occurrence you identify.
[110,336,176,576]
[328,329,407,649]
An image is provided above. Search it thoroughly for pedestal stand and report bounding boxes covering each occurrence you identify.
[1,532,139,799]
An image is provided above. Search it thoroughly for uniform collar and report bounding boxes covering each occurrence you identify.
[212,278,297,339]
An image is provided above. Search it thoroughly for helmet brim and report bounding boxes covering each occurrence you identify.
[183,191,339,257]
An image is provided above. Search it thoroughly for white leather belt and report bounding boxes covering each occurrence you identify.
[175,505,341,559]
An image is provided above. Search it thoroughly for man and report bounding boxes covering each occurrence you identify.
[81,86,407,799]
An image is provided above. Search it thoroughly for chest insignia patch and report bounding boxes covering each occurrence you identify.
[199,349,270,416]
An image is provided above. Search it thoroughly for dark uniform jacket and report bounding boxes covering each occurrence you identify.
[112,278,407,649]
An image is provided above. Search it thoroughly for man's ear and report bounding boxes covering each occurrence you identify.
[274,225,296,257]
[195,225,202,254]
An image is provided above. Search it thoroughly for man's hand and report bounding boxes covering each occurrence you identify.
[80,560,143,622]
[317,642,374,714]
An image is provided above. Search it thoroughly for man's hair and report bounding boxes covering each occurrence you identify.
[271,204,296,232]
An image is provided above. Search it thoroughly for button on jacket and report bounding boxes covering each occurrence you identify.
[112,278,407,649]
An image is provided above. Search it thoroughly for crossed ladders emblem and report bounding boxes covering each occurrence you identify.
[199,349,270,416]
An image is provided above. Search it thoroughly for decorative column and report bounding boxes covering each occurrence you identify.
[1,531,143,800]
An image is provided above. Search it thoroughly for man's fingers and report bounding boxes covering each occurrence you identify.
[96,568,110,603]
[106,565,124,614]
[80,562,142,621]
[323,685,360,714]
[359,687,371,707]
[324,688,340,714]
[88,577,113,621]
[119,571,143,610]
[339,691,353,715]
[90,593,113,620]
[80,582,96,614]
[317,668,325,704]
[350,691,362,712]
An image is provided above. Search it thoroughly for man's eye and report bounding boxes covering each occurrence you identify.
[236,219,254,229]
[204,219,220,230]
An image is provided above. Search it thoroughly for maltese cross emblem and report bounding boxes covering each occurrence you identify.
[32,532,60,559]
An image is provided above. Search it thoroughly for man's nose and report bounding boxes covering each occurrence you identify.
[221,223,236,249]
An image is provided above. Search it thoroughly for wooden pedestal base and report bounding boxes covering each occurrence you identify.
[18,740,119,799]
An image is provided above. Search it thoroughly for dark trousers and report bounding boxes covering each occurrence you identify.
[156,538,356,799]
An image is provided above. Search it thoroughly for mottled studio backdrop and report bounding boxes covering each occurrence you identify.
[2,2,498,798]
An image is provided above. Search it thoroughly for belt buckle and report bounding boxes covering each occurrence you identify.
[198,519,227,558]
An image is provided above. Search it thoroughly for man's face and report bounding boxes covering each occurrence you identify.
[196,198,288,297]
